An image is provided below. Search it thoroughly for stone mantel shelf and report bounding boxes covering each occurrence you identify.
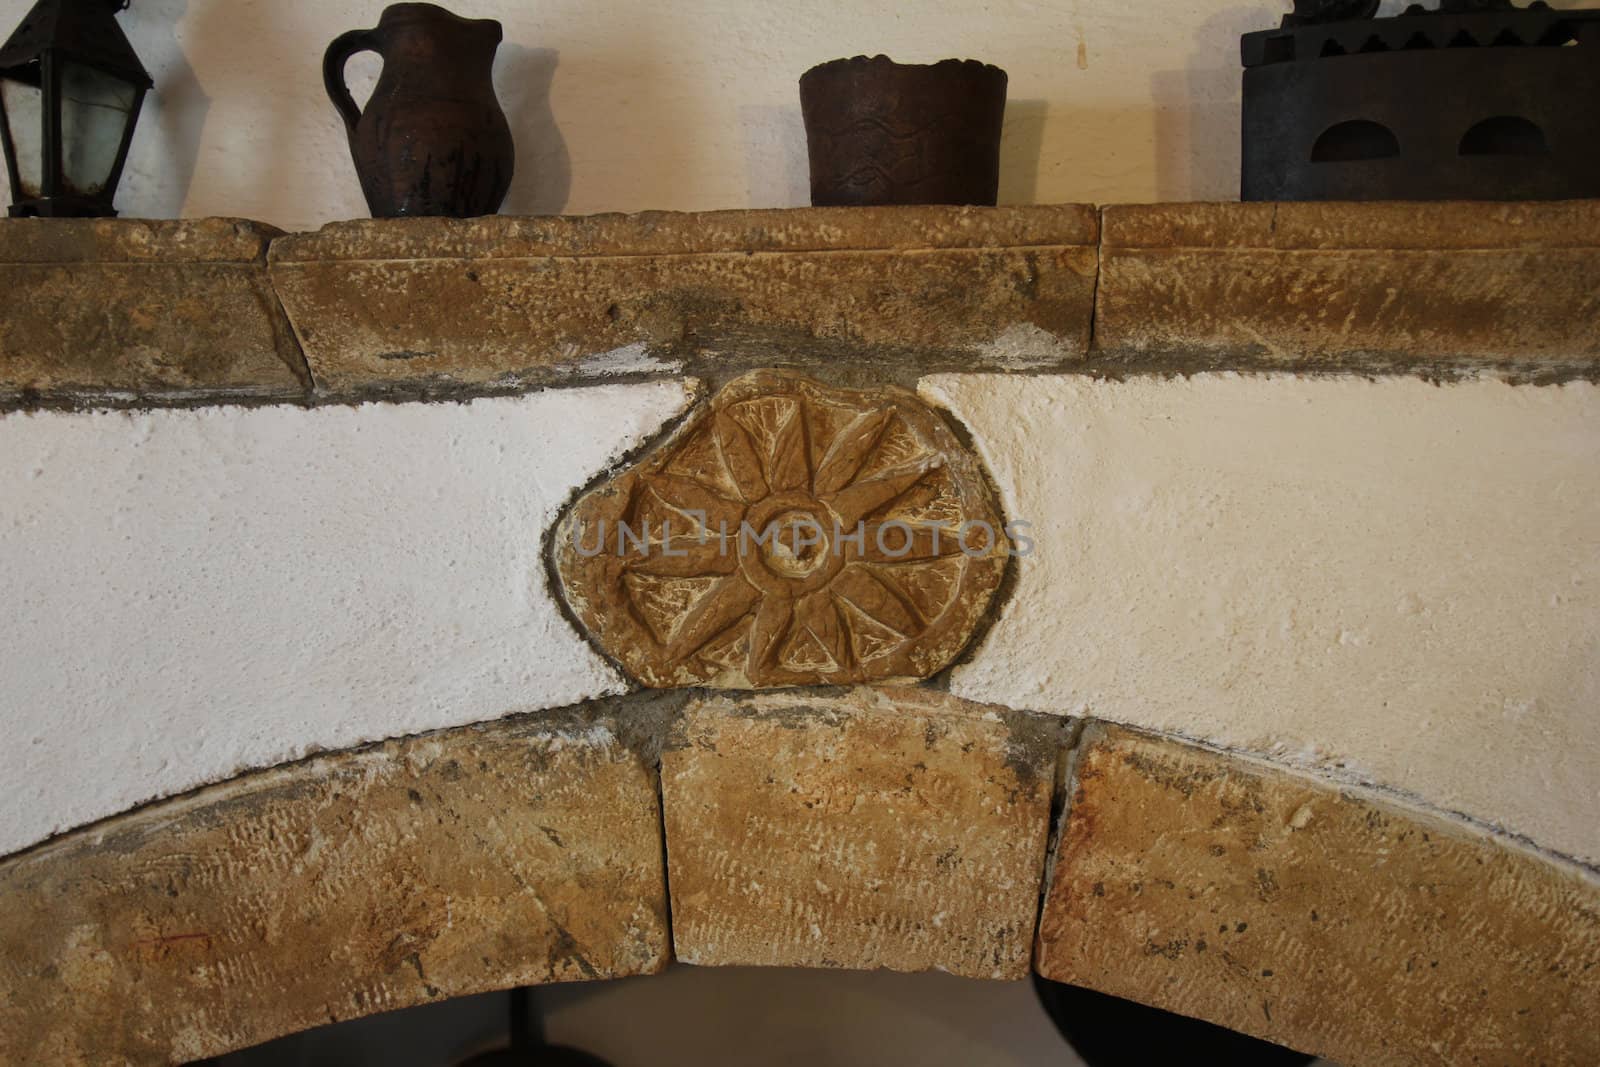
[0,200,1597,408]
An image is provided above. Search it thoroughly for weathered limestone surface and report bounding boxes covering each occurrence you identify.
[555,370,1007,688]
[1095,200,1600,374]
[1037,724,1600,1067]
[0,714,670,1066]
[268,205,1100,391]
[7,203,1600,406]
[662,689,1057,978]
[0,218,309,400]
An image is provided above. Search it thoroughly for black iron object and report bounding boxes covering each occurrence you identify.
[1241,1,1600,201]
[0,0,151,217]
[454,986,612,1067]
[799,56,1007,207]
[324,3,514,218]
[1283,0,1380,28]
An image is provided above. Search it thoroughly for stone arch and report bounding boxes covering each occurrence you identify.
[1,696,1595,1066]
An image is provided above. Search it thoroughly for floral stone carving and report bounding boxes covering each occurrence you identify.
[553,371,1008,689]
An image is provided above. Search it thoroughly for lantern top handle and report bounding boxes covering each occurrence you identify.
[0,0,153,89]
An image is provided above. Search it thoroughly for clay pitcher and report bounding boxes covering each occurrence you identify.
[324,4,514,218]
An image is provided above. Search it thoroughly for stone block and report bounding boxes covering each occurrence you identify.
[268,205,1099,393]
[1094,201,1600,375]
[1037,723,1600,1067]
[662,688,1058,978]
[0,713,670,1065]
[0,218,309,402]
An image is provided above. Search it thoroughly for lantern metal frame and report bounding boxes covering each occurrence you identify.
[0,0,152,217]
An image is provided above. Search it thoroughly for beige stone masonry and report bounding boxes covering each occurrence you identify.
[0,714,670,1066]
[5,202,1600,406]
[268,205,1100,392]
[1037,723,1600,1067]
[3,704,1599,1062]
[3,200,1600,1061]
[661,688,1057,978]
[1095,201,1600,375]
[0,218,309,402]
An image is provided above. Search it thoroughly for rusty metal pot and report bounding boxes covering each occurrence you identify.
[323,3,513,218]
[799,55,1008,207]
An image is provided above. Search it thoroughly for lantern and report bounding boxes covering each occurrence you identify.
[0,0,151,217]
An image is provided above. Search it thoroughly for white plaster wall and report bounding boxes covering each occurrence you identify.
[0,382,691,857]
[3,372,1596,865]
[3,0,1586,231]
[923,374,1600,866]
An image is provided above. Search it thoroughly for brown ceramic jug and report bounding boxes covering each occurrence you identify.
[323,3,514,218]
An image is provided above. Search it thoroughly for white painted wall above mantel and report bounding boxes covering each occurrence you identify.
[5,0,1591,232]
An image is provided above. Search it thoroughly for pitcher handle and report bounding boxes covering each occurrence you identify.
[323,28,379,137]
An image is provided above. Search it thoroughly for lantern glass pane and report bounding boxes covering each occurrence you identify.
[1,74,44,198]
[60,62,136,196]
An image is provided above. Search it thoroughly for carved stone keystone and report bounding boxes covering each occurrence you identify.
[662,688,1055,977]
[554,370,1007,688]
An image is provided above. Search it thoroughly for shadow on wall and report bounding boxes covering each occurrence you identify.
[1151,4,1273,201]
[1000,99,1047,206]
[739,104,809,209]
[498,45,571,216]
[122,0,207,217]
[180,0,356,223]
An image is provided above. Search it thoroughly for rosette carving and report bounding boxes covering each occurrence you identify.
[553,371,1008,689]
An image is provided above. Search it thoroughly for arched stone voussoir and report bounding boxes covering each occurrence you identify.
[661,688,1064,978]
[0,712,671,1066]
[1037,722,1600,1067]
